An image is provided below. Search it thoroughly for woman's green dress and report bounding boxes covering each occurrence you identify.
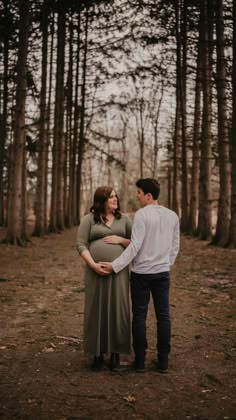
[77,212,132,356]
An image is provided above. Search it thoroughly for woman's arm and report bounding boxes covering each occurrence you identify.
[76,214,91,254]
[80,249,109,275]
[102,215,132,248]
[77,214,108,275]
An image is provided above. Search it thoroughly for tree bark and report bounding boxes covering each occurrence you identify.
[173,0,181,215]
[76,7,89,223]
[228,0,236,247]
[198,0,213,241]
[152,83,163,178]
[213,0,231,246]
[44,9,55,233]
[56,5,66,231]
[34,0,48,236]
[49,5,66,231]
[180,0,189,231]
[5,0,29,245]
[0,0,9,226]
[65,15,74,227]
[188,11,202,234]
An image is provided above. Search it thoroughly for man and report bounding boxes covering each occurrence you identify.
[101,178,180,373]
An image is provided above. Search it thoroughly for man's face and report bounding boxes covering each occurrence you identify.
[136,188,148,207]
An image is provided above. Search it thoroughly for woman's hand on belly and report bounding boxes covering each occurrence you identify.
[103,235,130,248]
[103,235,121,244]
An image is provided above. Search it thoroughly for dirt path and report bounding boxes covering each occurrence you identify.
[0,227,236,420]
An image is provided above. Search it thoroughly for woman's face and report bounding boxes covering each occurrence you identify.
[106,190,118,212]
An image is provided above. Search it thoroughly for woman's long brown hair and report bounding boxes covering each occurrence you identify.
[90,186,121,223]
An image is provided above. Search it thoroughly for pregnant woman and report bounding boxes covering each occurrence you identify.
[76,186,132,371]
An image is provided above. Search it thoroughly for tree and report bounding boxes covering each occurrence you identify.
[179,0,189,232]
[213,0,231,246]
[76,6,89,223]
[198,0,213,241]
[33,0,49,236]
[228,0,236,247]
[0,0,234,248]
[5,0,29,245]
[49,2,66,232]
[188,12,202,234]
[172,0,182,217]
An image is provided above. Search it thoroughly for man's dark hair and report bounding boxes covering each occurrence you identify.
[136,178,160,200]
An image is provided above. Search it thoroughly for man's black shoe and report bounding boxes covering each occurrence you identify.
[133,358,145,373]
[157,358,168,373]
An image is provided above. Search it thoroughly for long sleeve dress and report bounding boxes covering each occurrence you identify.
[76,212,132,357]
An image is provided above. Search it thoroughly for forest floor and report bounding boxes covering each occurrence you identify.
[0,226,236,420]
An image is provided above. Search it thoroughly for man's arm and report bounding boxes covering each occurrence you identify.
[101,211,146,273]
[169,218,180,265]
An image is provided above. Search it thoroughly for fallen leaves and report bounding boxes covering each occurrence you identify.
[123,395,136,402]
[42,346,54,353]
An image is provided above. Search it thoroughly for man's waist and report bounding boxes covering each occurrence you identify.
[131,261,170,274]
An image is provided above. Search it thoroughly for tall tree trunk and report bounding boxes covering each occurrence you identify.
[71,12,81,226]
[120,120,128,212]
[188,12,202,234]
[180,0,189,231]
[76,7,89,223]
[5,0,29,245]
[21,145,28,240]
[173,0,181,215]
[49,6,65,231]
[72,12,81,226]
[139,99,145,178]
[33,0,48,236]
[6,144,13,228]
[0,0,9,225]
[172,103,181,215]
[49,11,58,232]
[167,153,173,210]
[152,83,163,178]
[65,16,74,227]
[198,0,213,241]
[213,0,231,246]
[228,0,236,247]
[44,10,55,232]
[56,6,66,231]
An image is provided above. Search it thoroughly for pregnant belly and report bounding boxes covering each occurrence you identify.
[89,239,124,262]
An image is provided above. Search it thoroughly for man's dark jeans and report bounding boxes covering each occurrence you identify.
[130,271,171,362]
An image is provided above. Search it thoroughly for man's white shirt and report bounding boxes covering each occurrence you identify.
[112,205,180,274]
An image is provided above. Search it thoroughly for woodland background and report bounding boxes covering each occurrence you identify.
[0,0,235,247]
[1,2,236,418]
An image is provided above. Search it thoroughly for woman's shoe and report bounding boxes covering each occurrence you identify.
[91,355,104,371]
[110,353,120,371]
